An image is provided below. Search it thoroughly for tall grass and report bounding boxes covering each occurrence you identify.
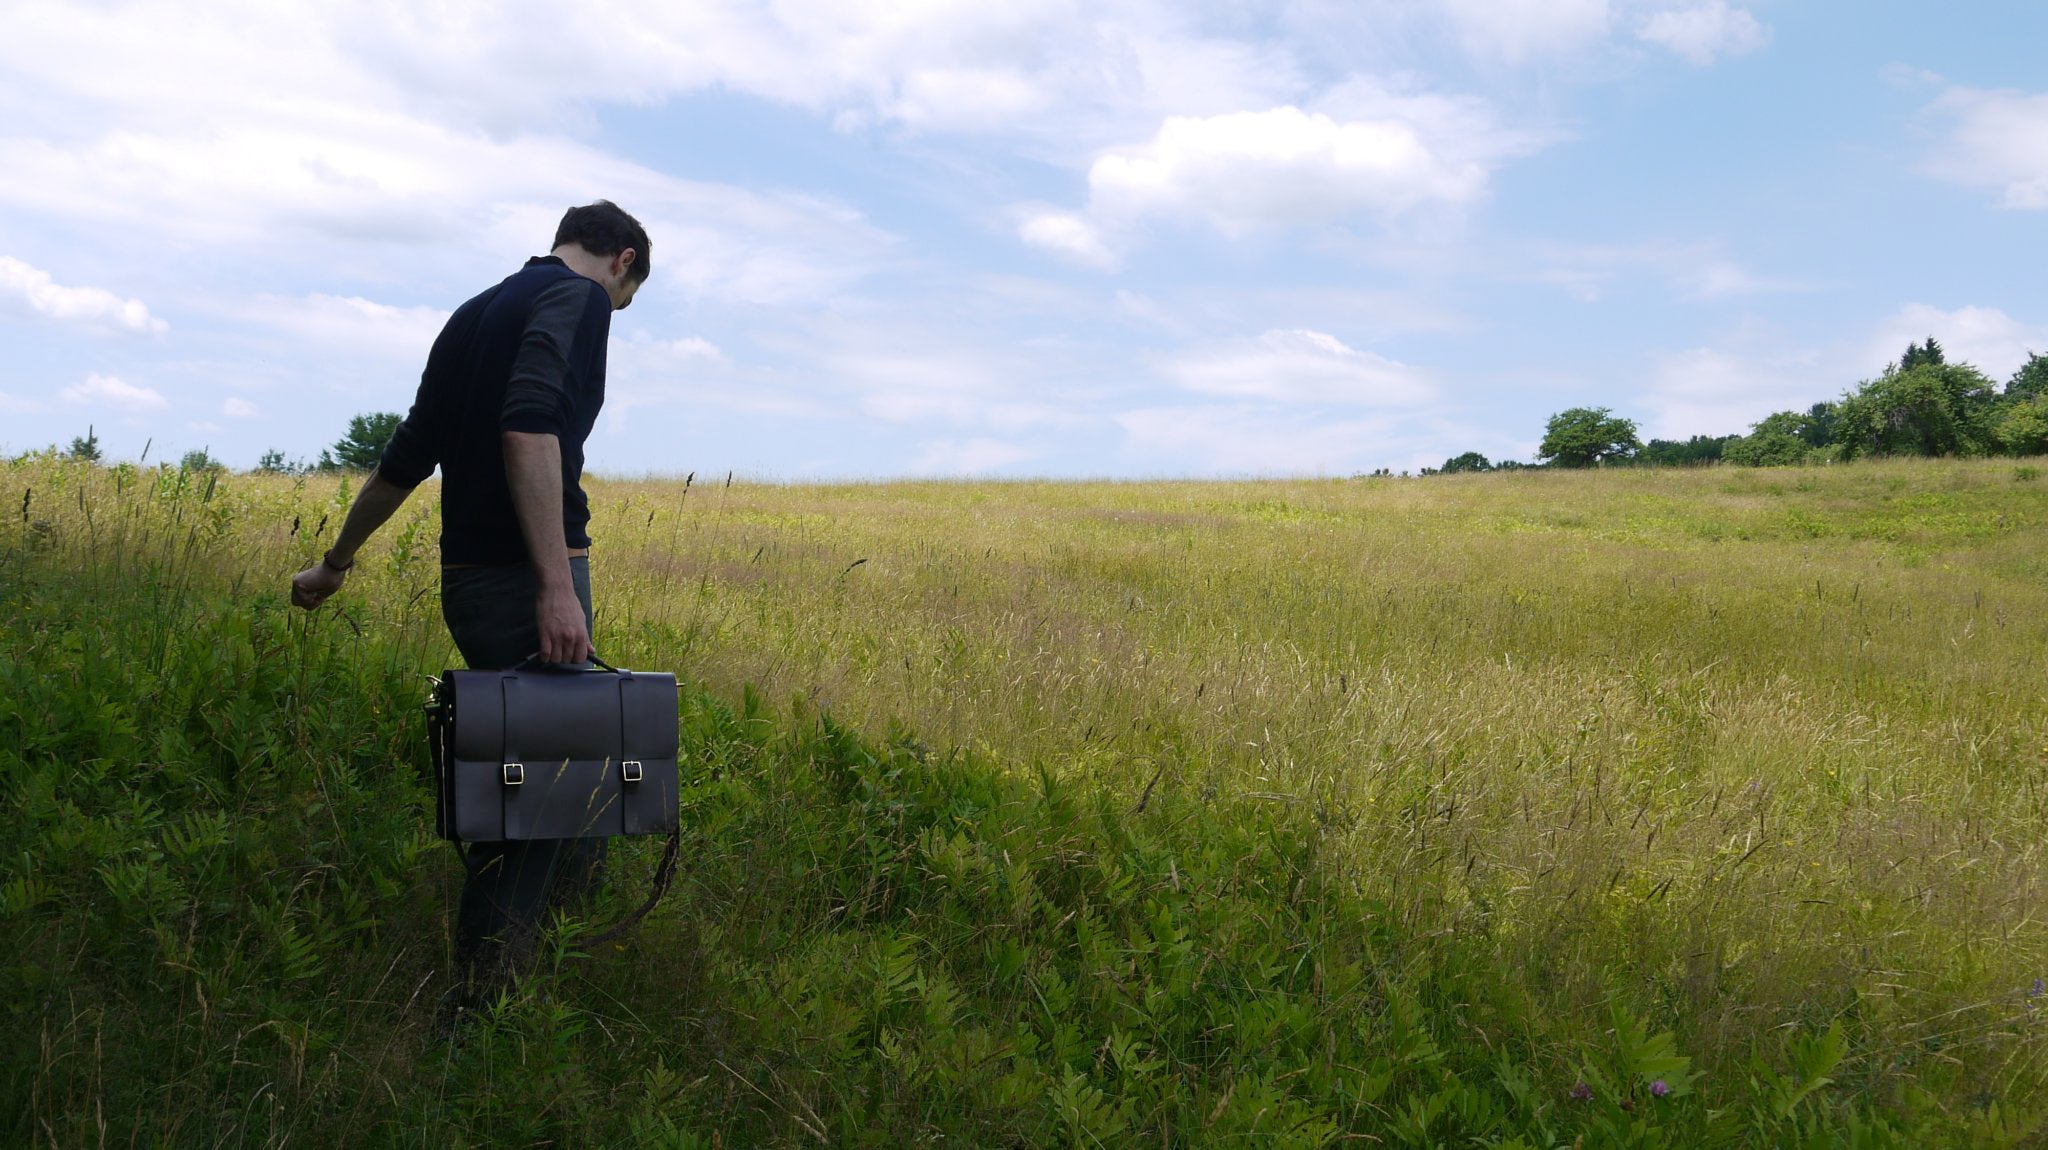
[3,452,2042,1145]
[597,461,2048,1075]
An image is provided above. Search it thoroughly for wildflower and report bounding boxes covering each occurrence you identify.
[1568,1081,1593,1101]
[2031,978,2044,999]
[1649,1079,1670,1098]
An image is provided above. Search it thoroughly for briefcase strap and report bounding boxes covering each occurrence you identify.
[424,678,453,840]
[583,828,681,947]
[501,674,533,839]
[448,828,680,948]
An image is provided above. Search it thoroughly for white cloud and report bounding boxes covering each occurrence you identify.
[1116,403,1403,474]
[1870,304,2048,382]
[1087,105,1500,235]
[1017,209,1119,270]
[0,256,167,335]
[0,4,907,323]
[61,373,169,412]
[242,293,447,361]
[1438,0,1768,68]
[821,341,1082,433]
[1644,306,2048,443]
[861,389,1068,433]
[1441,0,1612,64]
[609,334,735,394]
[1113,289,1187,334]
[1024,77,1548,254]
[1160,329,1433,406]
[1636,2,1768,65]
[0,125,893,307]
[909,436,1038,475]
[645,336,728,362]
[223,397,259,418]
[0,2,1305,163]
[0,391,50,414]
[1923,87,2048,209]
[1640,347,1830,439]
[1528,240,1802,301]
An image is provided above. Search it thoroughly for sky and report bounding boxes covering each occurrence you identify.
[2,1,2045,478]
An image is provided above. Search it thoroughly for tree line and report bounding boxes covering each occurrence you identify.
[52,412,402,476]
[250,412,402,475]
[42,338,2048,478]
[1427,339,2048,474]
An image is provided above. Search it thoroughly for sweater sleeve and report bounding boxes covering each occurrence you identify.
[501,277,602,436]
[376,372,442,488]
[380,337,456,484]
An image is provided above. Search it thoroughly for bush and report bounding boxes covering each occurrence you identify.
[1997,395,2048,456]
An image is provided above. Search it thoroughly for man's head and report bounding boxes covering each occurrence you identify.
[551,200,650,310]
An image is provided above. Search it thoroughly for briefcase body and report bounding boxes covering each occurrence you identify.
[427,665,680,843]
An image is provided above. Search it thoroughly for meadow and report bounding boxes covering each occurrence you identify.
[4,453,2046,1146]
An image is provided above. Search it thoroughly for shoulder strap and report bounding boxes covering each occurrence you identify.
[583,830,681,947]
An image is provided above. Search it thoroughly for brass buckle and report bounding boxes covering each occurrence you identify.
[502,762,525,786]
[622,760,643,784]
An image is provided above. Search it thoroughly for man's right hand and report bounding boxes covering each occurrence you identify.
[290,561,348,610]
[536,582,592,665]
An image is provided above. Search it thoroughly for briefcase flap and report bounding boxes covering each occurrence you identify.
[506,671,622,761]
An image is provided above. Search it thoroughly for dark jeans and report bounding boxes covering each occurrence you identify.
[441,557,606,990]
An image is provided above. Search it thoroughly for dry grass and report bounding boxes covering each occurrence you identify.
[578,460,2048,1080]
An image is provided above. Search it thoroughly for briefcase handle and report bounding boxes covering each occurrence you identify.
[514,651,621,673]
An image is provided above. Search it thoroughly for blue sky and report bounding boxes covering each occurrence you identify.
[2,1,2045,477]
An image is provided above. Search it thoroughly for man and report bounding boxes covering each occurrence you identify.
[290,200,650,1014]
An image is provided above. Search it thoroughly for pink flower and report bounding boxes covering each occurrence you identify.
[1649,1079,1670,1098]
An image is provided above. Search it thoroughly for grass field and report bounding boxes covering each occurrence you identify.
[5,454,2046,1145]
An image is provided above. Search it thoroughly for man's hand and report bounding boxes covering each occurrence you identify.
[286,474,413,612]
[291,560,348,610]
[535,581,592,664]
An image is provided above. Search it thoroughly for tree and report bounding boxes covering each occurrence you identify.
[1439,451,1493,473]
[318,412,402,472]
[1898,337,1945,372]
[1834,362,1998,459]
[1538,407,1641,468]
[180,448,224,473]
[66,425,102,463]
[1723,411,1810,467]
[256,448,307,475]
[1797,401,1839,448]
[1640,435,1735,466]
[2008,353,2048,402]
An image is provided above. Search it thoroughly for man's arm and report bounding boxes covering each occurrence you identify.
[289,471,414,610]
[503,429,590,665]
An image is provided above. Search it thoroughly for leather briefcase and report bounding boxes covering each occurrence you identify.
[425,660,680,843]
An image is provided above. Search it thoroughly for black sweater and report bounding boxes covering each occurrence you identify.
[377,256,613,565]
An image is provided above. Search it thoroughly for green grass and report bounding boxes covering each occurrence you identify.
[3,454,2045,1146]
